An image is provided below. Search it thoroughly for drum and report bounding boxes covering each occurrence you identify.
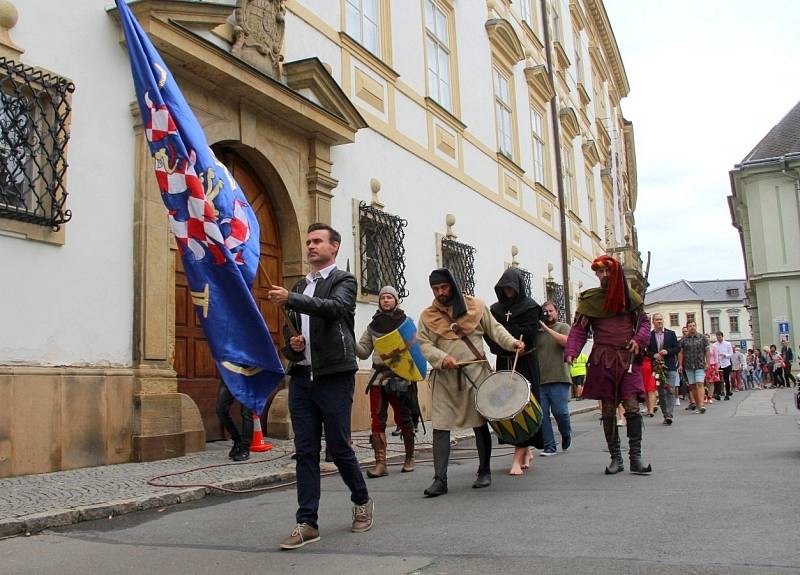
[474,370,543,445]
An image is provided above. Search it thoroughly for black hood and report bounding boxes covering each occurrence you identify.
[491,267,540,320]
[429,267,468,318]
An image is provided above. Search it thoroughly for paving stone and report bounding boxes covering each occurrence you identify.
[0,403,595,536]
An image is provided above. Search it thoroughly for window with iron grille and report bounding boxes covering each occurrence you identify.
[545,278,566,323]
[511,265,532,297]
[358,201,408,298]
[441,236,475,296]
[0,58,74,230]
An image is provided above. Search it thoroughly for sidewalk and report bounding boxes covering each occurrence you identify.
[0,399,596,538]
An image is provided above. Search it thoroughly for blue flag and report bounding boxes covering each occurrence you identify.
[116,0,284,415]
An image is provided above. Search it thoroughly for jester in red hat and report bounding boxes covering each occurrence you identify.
[564,254,652,475]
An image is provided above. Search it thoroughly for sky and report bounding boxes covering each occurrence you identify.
[603,0,800,289]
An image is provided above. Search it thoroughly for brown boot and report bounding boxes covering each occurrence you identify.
[366,433,388,478]
[401,431,415,472]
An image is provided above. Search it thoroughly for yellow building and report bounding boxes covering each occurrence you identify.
[0,0,640,477]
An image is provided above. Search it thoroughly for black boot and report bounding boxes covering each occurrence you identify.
[602,416,624,475]
[472,425,492,488]
[626,413,653,475]
[424,430,450,497]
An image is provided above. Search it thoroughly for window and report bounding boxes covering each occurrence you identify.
[551,0,562,42]
[357,201,408,297]
[531,106,547,185]
[710,316,720,334]
[686,312,696,325]
[573,30,584,85]
[586,171,597,230]
[520,0,533,25]
[729,315,740,333]
[0,57,73,230]
[726,288,740,297]
[424,0,452,111]
[669,313,679,327]
[494,67,514,159]
[562,145,577,211]
[345,0,380,57]
[545,277,567,323]
[441,236,476,296]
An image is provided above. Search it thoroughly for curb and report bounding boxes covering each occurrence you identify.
[0,407,596,539]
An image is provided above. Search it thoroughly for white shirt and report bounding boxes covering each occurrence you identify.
[297,263,338,366]
[713,339,734,369]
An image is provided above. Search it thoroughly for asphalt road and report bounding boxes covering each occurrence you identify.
[3,389,799,575]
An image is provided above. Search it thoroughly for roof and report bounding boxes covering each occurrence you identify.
[741,100,800,164]
[645,279,746,305]
[645,280,699,305]
[690,280,746,303]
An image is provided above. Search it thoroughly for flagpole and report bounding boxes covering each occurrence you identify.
[257,260,300,337]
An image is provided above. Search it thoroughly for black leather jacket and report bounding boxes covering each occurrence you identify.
[282,268,358,378]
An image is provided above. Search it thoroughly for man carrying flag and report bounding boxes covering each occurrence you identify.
[269,224,374,549]
[115,1,284,425]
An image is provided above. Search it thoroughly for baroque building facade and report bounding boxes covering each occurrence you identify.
[730,100,800,351]
[0,0,640,477]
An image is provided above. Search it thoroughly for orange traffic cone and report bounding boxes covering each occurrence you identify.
[250,413,273,453]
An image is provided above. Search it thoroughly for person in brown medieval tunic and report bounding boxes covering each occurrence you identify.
[564,255,653,475]
[417,268,523,497]
[487,267,544,475]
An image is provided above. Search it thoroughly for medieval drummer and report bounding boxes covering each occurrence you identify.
[487,267,544,475]
[417,268,524,497]
[354,286,417,478]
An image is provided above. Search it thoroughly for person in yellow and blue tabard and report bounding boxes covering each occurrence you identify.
[355,285,416,478]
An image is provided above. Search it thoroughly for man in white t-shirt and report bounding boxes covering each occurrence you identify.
[712,332,734,400]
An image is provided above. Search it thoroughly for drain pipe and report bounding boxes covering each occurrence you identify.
[540,0,571,318]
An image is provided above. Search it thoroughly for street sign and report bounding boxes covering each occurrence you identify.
[779,322,790,334]
[780,333,790,343]
[739,340,747,350]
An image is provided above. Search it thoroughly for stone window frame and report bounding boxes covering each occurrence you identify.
[342,0,393,65]
[423,0,458,115]
[493,65,516,162]
[729,315,740,334]
[0,57,74,244]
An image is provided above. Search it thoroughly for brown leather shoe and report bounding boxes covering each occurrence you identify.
[279,523,320,550]
[351,498,374,533]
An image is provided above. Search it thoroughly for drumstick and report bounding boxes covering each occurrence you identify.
[511,335,523,374]
[455,359,489,367]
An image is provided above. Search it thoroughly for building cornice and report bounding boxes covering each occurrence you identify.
[584,0,629,97]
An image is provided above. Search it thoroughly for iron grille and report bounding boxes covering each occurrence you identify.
[358,201,409,298]
[545,278,567,323]
[441,237,476,296]
[512,265,533,296]
[0,57,74,230]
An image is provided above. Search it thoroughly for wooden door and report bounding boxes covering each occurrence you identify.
[174,149,282,441]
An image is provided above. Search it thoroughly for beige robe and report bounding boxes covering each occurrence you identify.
[417,304,518,430]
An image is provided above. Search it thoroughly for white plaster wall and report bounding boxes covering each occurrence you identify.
[284,11,343,83]
[389,0,425,95]
[455,5,495,147]
[293,0,340,33]
[644,302,703,332]
[329,129,563,369]
[0,1,135,366]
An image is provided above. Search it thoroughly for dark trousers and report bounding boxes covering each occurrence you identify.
[721,365,732,396]
[216,382,253,447]
[289,369,369,529]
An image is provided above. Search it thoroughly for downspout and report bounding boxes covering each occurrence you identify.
[540,0,571,318]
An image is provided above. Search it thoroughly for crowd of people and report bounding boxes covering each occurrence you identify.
[215,221,788,550]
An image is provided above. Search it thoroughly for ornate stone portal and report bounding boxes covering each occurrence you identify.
[232,0,285,78]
